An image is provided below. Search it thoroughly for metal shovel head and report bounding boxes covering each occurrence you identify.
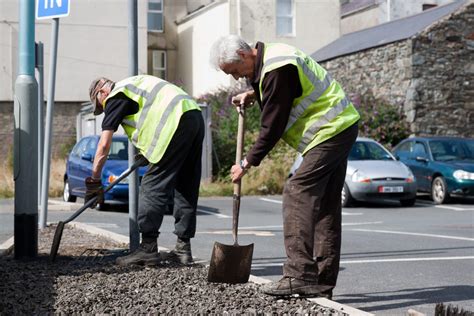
[207,241,254,284]
[50,221,65,262]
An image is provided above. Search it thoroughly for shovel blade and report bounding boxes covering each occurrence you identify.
[50,221,65,262]
[207,241,254,284]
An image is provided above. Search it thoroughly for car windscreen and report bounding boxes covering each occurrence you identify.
[429,139,474,162]
[349,141,394,161]
[108,139,129,160]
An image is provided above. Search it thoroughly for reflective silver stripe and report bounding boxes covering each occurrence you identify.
[122,119,136,128]
[297,98,351,153]
[285,72,332,132]
[262,55,332,132]
[145,94,192,158]
[131,81,168,143]
[122,84,153,100]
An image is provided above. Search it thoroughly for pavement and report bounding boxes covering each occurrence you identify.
[0,198,374,316]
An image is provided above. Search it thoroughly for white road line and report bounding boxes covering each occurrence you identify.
[343,221,383,226]
[260,197,282,204]
[251,256,474,268]
[82,222,119,228]
[352,228,474,241]
[197,209,231,218]
[259,198,363,215]
[435,205,474,211]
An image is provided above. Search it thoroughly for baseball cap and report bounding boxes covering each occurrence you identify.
[88,77,110,115]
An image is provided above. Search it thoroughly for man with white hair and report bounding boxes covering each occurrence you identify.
[210,35,359,299]
[87,75,204,266]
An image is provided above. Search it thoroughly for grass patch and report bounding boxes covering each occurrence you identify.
[0,159,65,199]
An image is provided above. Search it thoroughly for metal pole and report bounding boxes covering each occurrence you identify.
[14,0,38,259]
[40,18,59,229]
[128,0,140,251]
[36,42,45,211]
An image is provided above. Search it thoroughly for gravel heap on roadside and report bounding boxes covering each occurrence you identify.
[0,224,346,315]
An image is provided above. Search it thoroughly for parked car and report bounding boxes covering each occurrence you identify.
[392,136,474,204]
[289,137,417,207]
[63,135,147,209]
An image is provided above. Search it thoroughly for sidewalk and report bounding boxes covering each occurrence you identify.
[0,223,373,315]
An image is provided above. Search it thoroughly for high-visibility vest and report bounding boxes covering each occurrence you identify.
[104,75,201,164]
[259,43,360,154]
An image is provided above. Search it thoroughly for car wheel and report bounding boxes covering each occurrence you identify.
[341,183,353,207]
[63,179,77,203]
[400,198,416,207]
[431,176,450,204]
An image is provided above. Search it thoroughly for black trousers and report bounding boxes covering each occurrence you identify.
[282,123,358,293]
[138,110,204,240]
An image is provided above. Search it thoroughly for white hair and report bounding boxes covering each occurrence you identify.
[209,35,252,70]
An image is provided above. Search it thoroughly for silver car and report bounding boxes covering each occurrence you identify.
[289,137,417,207]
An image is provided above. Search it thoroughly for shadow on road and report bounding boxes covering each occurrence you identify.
[336,285,474,312]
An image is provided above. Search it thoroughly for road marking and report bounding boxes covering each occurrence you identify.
[260,197,282,204]
[352,228,474,241]
[435,205,474,211]
[197,209,231,218]
[83,222,119,228]
[343,221,383,226]
[251,256,474,268]
[196,230,274,237]
[259,198,363,215]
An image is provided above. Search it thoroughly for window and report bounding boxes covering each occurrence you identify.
[152,50,166,79]
[422,4,437,11]
[148,0,163,32]
[276,0,294,36]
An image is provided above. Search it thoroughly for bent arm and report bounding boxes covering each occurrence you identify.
[92,130,114,179]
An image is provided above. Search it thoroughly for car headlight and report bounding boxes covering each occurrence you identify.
[406,169,415,183]
[453,170,474,180]
[108,175,129,184]
[351,170,371,183]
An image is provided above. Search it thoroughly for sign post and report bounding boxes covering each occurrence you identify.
[37,0,70,229]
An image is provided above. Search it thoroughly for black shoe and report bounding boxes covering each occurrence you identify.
[116,241,161,266]
[262,277,320,297]
[162,237,193,265]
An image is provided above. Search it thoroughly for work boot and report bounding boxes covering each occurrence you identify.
[262,277,320,297]
[116,240,161,266]
[163,237,193,265]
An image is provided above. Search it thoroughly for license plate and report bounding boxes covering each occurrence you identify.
[378,186,404,193]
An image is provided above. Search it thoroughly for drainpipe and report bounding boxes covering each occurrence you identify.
[236,0,241,36]
[387,0,391,22]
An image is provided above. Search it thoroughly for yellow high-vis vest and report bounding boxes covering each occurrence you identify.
[104,75,201,164]
[259,43,360,154]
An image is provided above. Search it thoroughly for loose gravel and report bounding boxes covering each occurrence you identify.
[0,224,346,315]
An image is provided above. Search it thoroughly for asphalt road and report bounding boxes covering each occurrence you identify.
[1,196,473,315]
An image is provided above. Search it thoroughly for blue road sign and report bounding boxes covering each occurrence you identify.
[36,0,70,20]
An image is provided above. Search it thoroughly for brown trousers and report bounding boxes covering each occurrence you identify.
[282,123,358,293]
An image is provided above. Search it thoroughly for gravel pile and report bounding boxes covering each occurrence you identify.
[0,225,345,315]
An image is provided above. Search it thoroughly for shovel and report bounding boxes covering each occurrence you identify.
[208,106,254,284]
[49,156,147,262]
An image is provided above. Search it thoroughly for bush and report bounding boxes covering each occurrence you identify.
[352,94,411,149]
[198,86,261,179]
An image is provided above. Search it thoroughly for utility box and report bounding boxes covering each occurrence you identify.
[76,102,212,181]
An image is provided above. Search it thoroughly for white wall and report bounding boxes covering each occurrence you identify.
[0,0,148,102]
[240,0,340,55]
[176,1,231,97]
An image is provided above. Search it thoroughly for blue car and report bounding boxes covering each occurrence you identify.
[393,137,474,204]
[63,135,147,208]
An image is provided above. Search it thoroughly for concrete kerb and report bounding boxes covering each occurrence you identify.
[0,222,374,316]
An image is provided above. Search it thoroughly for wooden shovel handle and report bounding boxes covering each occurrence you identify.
[233,106,245,244]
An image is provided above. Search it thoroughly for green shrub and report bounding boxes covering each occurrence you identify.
[353,94,411,149]
[198,87,261,179]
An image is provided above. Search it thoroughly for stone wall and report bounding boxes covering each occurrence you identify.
[410,3,474,136]
[321,2,473,138]
[322,39,413,111]
[0,102,83,161]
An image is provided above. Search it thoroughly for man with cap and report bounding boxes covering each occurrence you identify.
[86,75,204,266]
